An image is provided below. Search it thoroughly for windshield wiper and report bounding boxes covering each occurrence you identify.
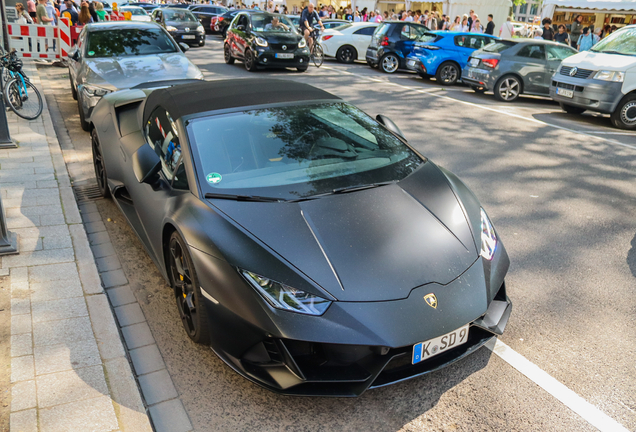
[204,193,284,202]
[287,181,395,203]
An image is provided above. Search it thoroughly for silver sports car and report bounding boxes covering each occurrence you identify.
[68,21,203,131]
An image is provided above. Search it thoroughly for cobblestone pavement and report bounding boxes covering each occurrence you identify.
[1,60,152,432]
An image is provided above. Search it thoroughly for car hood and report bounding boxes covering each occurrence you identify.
[561,50,636,71]
[209,162,478,302]
[165,20,200,30]
[252,31,302,44]
[84,53,203,90]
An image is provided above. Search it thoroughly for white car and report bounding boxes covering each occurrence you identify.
[120,6,151,22]
[320,22,379,64]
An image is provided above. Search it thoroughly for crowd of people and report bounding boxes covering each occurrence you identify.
[15,0,109,26]
[533,15,618,50]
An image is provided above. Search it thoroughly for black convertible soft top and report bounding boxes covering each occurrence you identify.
[143,79,341,121]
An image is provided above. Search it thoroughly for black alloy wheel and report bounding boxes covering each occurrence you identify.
[559,103,586,115]
[224,44,235,64]
[611,94,636,130]
[168,232,210,344]
[336,45,357,64]
[244,49,258,72]
[435,62,459,85]
[91,128,110,198]
[380,53,399,73]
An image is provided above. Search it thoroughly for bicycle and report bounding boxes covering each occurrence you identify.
[0,48,43,120]
[309,29,324,68]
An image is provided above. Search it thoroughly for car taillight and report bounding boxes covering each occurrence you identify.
[218,17,223,21]
[481,59,499,69]
[380,36,389,46]
[322,35,333,41]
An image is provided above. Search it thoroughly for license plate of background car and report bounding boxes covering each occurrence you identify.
[556,87,573,98]
[412,324,469,364]
[275,53,294,59]
[469,58,479,67]
[182,35,196,39]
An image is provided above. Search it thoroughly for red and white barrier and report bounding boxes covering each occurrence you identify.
[59,18,71,58]
[7,22,62,59]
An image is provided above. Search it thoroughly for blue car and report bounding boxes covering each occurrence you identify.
[406,31,498,85]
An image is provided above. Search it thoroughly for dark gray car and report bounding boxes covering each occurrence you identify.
[68,21,203,131]
[462,39,577,102]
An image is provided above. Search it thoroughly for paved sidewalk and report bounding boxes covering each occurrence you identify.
[1,60,152,432]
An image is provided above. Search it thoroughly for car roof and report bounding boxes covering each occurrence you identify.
[501,38,574,46]
[85,21,160,31]
[143,79,340,121]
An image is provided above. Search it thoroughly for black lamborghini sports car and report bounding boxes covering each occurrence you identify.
[91,79,511,397]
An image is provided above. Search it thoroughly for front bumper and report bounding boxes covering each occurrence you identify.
[549,75,623,114]
[78,85,109,124]
[192,246,511,396]
[461,66,499,90]
[254,47,310,69]
[170,31,205,45]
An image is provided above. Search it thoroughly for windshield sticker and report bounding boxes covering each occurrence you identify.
[206,173,222,184]
[88,51,95,56]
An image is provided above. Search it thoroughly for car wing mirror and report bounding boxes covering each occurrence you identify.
[69,50,80,61]
[376,114,406,141]
[132,144,161,184]
[178,42,190,52]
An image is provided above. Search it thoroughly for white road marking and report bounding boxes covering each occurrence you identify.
[321,66,636,152]
[487,339,630,432]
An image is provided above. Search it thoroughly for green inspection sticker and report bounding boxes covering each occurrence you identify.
[88,51,95,56]
[206,173,222,184]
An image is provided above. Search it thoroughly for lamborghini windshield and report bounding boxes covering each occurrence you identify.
[86,29,177,58]
[188,102,424,199]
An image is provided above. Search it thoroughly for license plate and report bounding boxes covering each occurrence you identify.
[469,58,479,67]
[412,324,469,364]
[182,35,196,39]
[275,53,294,59]
[556,87,573,98]
[407,59,416,67]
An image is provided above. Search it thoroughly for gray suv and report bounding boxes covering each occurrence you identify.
[462,39,577,102]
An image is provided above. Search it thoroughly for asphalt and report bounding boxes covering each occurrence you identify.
[40,34,636,431]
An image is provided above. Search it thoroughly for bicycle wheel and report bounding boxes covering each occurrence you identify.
[312,44,324,68]
[4,77,43,120]
[0,67,11,92]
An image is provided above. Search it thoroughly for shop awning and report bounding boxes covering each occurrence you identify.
[542,0,636,19]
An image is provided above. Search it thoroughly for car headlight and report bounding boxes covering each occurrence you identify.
[480,208,497,260]
[255,36,268,47]
[166,25,178,32]
[298,38,306,48]
[594,70,624,82]
[197,25,204,33]
[241,270,331,316]
[83,85,111,97]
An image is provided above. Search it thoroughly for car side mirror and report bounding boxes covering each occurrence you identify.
[69,50,80,61]
[155,16,161,22]
[376,114,406,141]
[178,42,189,52]
[132,144,161,184]
[236,24,245,31]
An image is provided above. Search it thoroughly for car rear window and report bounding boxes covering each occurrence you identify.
[86,29,177,58]
[482,41,516,53]
[373,23,391,37]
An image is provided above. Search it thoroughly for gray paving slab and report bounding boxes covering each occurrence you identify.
[106,285,136,307]
[36,365,109,408]
[138,369,179,406]
[88,231,111,246]
[29,278,84,302]
[85,220,107,234]
[95,255,122,273]
[11,334,33,357]
[11,314,32,335]
[101,269,128,288]
[39,395,119,432]
[31,296,88,323]
[148,399,193,432]
[28,262,78,283]
[114,302,146,327]
[10,409,37,432]
[129,344,165,376]
[11,380,36,412]
[121,322,155,350]
[85,294,126,361]
[90,242,116,259]
[34,339,102,375]
[11,355,34,383]
[33,316,94,347]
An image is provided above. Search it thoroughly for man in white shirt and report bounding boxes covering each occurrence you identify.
[499,16,514,38]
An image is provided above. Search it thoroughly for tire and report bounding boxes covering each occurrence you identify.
[366,59,377,68]
[4,78,43,120]
[559,103,586,115]
[435,62,460,85]
[77,96,91,131]
[70,73,77,101]
[223,44,234,64]
[244,49,258,72]
[380,53,399,74]
[312,44,324,68]
[494,75,522,102]
[91,128,110,198]
[417,71,430,79]
[471,85,485,93]
[336,45,357,64]
[297,66,308,72]
[610,94,636,130]
[168,231,211,345]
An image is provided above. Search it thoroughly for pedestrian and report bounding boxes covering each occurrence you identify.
[78,1,92,23]
[36,0,53,23]
[467,9,474,29]
[570,14,583,48]
[450,15,460,30]
[27,0,37,19]
[541,18,555,40]
[16,2,34,23]
[380,11,387,22]
[533,28,543,39]
[577,26,594,51]
[593,26,602,43]
[88,1,97,22]
[63,0,78,24]
[485,14,495,35]
[404,10,414,22]
[554,24,570,45]
[354,10,360,21]
[499,16,513,38]
[95,1,105,20]
[471,14,482,32]
[460,14,469,31]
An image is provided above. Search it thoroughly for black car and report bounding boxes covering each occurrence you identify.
[152,7,205,47]
[90,78,511,397]
[189,5,228,33]
[217,9,258,37]
[125,2,158,12]
[225,12,310,72]
[366,21,430,73]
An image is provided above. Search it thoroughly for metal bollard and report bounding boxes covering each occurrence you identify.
[0,193,19,256]
[0,95,16,148]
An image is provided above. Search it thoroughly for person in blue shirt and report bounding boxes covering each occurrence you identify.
[300,3,324,51]
[577,27,595,51]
